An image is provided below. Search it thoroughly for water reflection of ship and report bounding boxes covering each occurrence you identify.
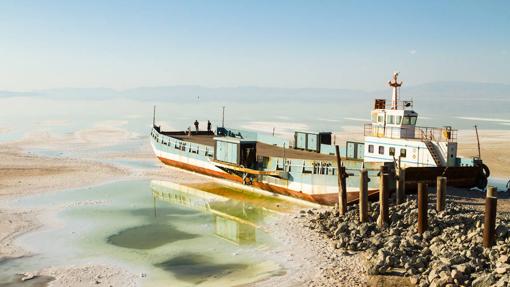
[150,180,267,245]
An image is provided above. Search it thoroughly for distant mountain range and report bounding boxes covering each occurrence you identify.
[1,82,509,103]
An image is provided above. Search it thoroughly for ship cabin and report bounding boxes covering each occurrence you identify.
[370,98,418,139]
[214,137,257,169]
[363,73,458,168]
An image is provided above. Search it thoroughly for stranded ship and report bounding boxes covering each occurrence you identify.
[150,73,489,205]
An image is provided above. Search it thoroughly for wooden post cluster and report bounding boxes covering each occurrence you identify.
[335,145,347,216]
[359,169,369,223]
[483,191,498,248]
[417,182,428,234]
[378,169,390,227]
[436,176,447,212]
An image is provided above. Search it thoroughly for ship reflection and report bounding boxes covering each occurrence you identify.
[150,180,266,245]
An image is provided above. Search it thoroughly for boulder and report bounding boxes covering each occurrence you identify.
[472,273,496,287]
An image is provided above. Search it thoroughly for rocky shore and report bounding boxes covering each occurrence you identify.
[303,195,510,287]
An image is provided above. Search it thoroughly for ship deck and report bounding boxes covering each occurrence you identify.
[173,134,216,146]
[173,134,336,161]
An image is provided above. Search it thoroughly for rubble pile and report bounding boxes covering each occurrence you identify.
[303,198,510,286]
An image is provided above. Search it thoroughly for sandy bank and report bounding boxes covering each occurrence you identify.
[251,212,368,287]
[457,129,510,179]
[38,265,139,287]
[0,145,129,198]
[0,144,131,259]
[0,143,141,286]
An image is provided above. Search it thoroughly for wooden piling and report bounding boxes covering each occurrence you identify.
[359,169,369,223]
[436,176,447,212]
[487,186,496,198]
[335,145,347,216]
[483,196,497,248]
[379,172,389,227]
[396,168,405,204]
[417,182,428,234]
[379,164,389,174]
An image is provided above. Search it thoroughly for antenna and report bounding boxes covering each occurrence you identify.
[474,125,481,159]
[153,105,156,127]
[222,106,225,128]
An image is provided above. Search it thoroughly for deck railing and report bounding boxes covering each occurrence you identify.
[151,129,214,157]
[364,124,457,142]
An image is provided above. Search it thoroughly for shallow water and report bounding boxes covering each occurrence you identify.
[0,180,290,286]
[489,178,510,193]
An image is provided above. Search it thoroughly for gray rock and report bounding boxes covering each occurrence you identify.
[428,269,438,282]
[499,254,509,264]
[409,276,419,285]
[21,273,36,282]
[495,275,510,287]
[450,254,467,265]
[495,265,509,274]
[496,224,508,239]
[472,273,496,287]
[450,269,463,281]
[454,263,472,274]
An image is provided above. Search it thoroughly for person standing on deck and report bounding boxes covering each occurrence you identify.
[207,120,212,132]
[194,120,199,132]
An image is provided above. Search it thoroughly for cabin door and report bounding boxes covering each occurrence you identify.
[240,144,257,169]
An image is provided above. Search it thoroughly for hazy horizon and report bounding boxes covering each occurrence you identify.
[2,79,510,94]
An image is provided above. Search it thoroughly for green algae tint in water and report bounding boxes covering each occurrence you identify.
[155,253,248,285]
[2,180,287,287]
[107,224,198,250]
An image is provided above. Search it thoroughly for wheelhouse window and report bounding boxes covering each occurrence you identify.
[402,116,417,125]
[387,115,395,125]
[368,144,374,153]
[377,115,384,123]
[400,148,407,158]
[395,116,402,125]
[378,146,384,155]
[389,147,395,156]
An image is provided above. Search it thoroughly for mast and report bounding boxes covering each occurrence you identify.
[388,72,403,110]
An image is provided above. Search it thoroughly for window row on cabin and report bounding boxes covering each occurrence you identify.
[371,114,417,125]
[151,132,213,157]
[368,144,407,158]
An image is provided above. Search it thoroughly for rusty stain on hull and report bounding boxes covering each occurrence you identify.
[157,156,349,205]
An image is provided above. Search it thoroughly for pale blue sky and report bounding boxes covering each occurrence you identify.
[0,0,508,91]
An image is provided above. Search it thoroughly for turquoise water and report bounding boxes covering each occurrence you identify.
[0,180,286,287]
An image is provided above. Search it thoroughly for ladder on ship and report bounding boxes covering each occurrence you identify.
[424,140,442,167]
